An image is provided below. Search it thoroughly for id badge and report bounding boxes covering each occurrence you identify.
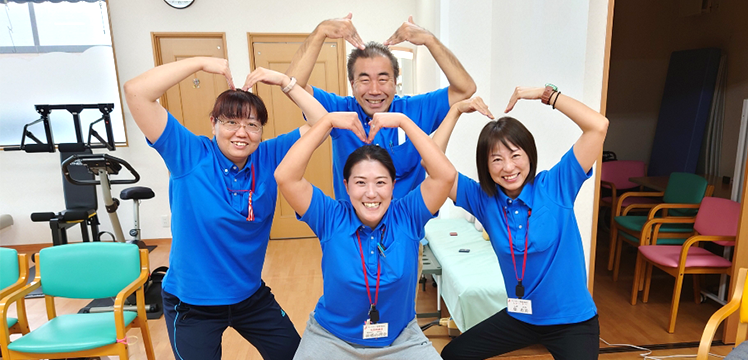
[507,298,532,315]
[363,320,388,339]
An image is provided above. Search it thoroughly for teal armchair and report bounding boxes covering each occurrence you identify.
[0,242,154,360]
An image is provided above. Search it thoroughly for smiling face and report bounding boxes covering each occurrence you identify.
[211,108,262,169]
[344,159,394,229]
[350,56,397,117]
[488,141,530,199]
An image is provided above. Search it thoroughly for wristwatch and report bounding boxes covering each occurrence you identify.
[541,83,558,105]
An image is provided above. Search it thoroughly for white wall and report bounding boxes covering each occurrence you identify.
[0,0,610,261]
[434,0,610,271]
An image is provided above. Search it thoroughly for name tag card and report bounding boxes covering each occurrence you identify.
[507,298,532,315]
[363,321,388,339]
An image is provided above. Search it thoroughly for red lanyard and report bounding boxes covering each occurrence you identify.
[501,207,531,286]
[226,164,255,221]
[356,230,381,307]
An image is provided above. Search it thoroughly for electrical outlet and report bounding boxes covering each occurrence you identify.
[161,215,170,228]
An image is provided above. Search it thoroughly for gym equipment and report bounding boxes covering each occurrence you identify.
[4,103,116,153]
[6,103,154,246]
[7,104,117,246]
[62,153,154,246]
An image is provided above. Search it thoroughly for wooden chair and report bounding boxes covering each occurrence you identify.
[610,172,712,281]
[600,160,660,271]
[0,248,30,336]
[697,268,748,360]
[631,197,739,333]
[0,242,155,360]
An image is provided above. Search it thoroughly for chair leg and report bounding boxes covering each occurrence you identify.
[631,253,644,305]
[138,316,156,360]
[643,263,654,303]
[608,220,619,271]
[117,342,129,359]
[693,274,701,304]
[669,272,686,333]
[613,237,624,282]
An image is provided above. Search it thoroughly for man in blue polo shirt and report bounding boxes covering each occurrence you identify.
[286,13,476,200]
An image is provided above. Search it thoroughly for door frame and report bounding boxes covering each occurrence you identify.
[588,0,616,297]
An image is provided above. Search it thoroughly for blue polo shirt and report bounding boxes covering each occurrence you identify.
[299,185,434,346]
[455,147,597,325]
[150,113,300,305]
[312,87,450,201]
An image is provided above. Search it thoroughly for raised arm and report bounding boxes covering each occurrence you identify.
[285,13,365,94]
[368,113,456,214]
[241,67,327,135]
[505,86,609,172]
[384,16,476,105]
[430,97,493,201]
[124,57,234,143]
[275,113,367,217]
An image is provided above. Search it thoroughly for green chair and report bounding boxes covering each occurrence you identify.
[0,248,30,336]
[610,172,712,282]
[0,242,154,360]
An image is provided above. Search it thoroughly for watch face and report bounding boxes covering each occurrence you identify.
[164,0,195,9]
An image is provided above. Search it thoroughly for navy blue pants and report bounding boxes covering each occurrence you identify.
[162,282,300,360]
[441,309,599,360]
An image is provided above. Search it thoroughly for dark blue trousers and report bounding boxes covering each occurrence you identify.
[163,281,300,360]
[441,308,599,360]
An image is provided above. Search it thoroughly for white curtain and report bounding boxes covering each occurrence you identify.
[704,54,727,177]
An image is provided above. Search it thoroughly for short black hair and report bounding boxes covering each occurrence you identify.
[475,117,537,197]
[210,89,268,125]
[343,145,396,181]
[347,41,399,82]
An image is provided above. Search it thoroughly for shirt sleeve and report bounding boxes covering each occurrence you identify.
[298,186,348,243]
[312,86,349,112]
[402,87,450,134]
[540,147,593,207]
[455,173,489,223]
[149,112,209,177]
[258,128,301,169]
[393,184,436,240]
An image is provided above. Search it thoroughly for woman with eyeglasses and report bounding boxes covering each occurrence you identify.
[124,57,330,360]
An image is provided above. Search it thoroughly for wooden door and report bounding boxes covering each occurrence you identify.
[152,33,228,137]
[249,34,346,239]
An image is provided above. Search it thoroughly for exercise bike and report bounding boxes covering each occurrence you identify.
[62,153,165,317]
[61,153,154,247]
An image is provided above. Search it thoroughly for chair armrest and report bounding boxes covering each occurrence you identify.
[0,254,30,299]
[679,235,736,265]
[698,268,747,360]
[0,279,41,346]
[600,180,615,191]
[622,203,658,216]
[617,191,664,215]
[639,216,697,245]
[112,249,150,339]
[647,203,701,219]
[601,181,617,207]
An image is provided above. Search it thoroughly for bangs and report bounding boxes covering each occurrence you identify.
[211,89,269,125]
